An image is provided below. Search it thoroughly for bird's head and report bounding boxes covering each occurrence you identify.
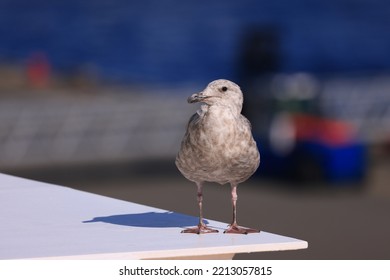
[187,79,244,114]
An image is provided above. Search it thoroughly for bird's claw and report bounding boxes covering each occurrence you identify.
[224,224,260,234]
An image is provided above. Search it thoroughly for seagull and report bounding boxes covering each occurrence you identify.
[175,79,260,234]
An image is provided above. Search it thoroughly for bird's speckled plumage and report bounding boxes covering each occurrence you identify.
[176,79,260,234]
[176,79,260,186]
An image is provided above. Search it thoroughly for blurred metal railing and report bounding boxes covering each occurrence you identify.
[1,75,389,170]
[0,92,192,169]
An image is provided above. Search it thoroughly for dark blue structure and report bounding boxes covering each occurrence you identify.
[0,0,390,85]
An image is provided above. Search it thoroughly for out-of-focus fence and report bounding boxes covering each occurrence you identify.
[0,90,191,169]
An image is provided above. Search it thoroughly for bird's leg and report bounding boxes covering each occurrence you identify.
[224,184,260,234]
[181,182,218,234]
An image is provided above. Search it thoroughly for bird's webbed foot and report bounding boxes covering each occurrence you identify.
[224,223,260,234]
[181,223,219,234]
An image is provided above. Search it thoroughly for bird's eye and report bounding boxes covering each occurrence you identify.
[221,86,228,92]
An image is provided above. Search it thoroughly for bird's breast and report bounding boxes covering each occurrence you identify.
[200,107,238,145]
[176,105,260,184]
[193,110,258,163]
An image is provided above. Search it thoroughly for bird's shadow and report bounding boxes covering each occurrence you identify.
[83,211,209,228]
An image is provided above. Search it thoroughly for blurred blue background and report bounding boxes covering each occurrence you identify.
[1,0,390,85]
[1,0,390,259]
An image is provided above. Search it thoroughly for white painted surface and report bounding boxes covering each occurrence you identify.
[0,173,307,259]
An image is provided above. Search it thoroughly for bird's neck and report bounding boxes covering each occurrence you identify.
[198,103,241,118]
[201,105,241,132]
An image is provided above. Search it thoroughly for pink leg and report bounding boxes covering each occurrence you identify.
[182,182,218,234]
[224,184,260,234]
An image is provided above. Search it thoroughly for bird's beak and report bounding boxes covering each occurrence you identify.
[187,92,207,104]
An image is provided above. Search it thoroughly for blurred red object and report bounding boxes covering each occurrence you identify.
[26,52,51,89]
[293,114,357,146]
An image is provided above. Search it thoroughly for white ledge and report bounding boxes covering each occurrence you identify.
[0,173,307,260]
